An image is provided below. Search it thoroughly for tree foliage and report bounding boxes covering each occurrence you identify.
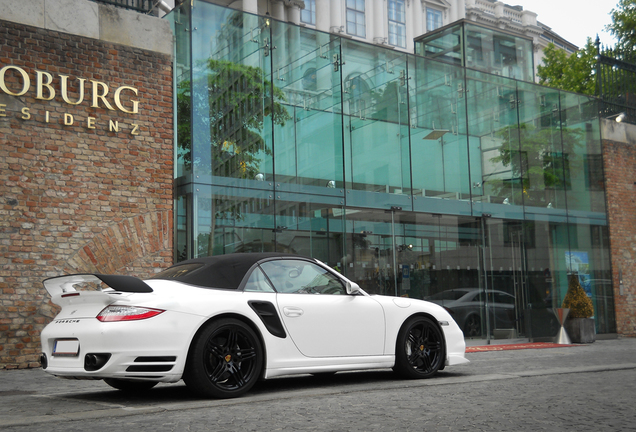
[177,59,290,177]
[538,0,636,94]
[489,123,583,205]
[536,39,597,95]
[562,274,594,318]
[607,0,636,53]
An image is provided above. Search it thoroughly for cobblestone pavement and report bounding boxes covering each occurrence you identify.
[2,338,636,431]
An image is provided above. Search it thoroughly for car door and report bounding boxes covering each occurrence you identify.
[260,259,385,357]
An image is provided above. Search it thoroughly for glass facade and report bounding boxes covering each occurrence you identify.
[169,3,615,340]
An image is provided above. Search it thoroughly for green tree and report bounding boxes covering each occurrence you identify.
[489,123,584,206]
[607,0,636,53]
[536,39,597,95]
[177,58,291,258]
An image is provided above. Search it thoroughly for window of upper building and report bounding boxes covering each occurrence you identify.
[301,0,316,25]
[388,0,406,48]
[346,0,366,38]
[427,8,443,31]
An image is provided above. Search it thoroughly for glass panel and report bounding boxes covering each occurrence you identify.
[272,195,346,268]
[171,2,192,179]
[342,40,412,210]
[566,222,615,333]
[514,81,568,214]
[560,92,606,216]
[464,23,533,81]
[346,0,366,37]
[190,4,274,185]
[193,186,275,258]
[466,69,524,219]
[300,0,315,25]
[411,57,470,202]
[426,9,443,32]
[415,23,463,66]
[260,259,346,294]
[243,267,276,292]
[481,219,529,339]
[270,22,344,190]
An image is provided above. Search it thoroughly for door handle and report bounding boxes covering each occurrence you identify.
[283,306,304,317]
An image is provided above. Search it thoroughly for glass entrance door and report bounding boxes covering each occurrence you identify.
[480,218,529,340]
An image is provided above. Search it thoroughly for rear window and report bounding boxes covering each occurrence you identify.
[147,263,205,280]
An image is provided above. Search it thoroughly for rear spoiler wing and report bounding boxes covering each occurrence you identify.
[43,274,153,298]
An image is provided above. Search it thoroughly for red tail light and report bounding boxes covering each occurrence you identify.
[97,306,165,322]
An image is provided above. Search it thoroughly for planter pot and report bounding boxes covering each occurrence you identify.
[564,317,596,344]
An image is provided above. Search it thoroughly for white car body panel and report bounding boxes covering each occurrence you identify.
[40,255,468,391]
[276,293,385,357]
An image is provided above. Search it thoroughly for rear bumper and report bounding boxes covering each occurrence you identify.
[40,311,200,382]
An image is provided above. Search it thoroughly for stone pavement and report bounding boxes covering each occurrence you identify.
[1,338,636,431]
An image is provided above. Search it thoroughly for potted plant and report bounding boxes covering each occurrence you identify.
[562,274,595,343]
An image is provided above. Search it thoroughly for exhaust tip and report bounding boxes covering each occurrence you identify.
[84,353,111,371]
[40,353,48,369]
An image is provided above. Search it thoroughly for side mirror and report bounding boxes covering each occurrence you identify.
[346,281,361,295]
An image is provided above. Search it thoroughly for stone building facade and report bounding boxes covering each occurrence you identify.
[0,0,174,368]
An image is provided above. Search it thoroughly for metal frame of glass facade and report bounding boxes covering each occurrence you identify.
[168,2,615,340]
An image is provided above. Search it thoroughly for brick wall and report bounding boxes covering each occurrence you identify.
[603,130,636,337]
[0,18,174,368]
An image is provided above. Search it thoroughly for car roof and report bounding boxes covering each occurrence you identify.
[151,252,308,290]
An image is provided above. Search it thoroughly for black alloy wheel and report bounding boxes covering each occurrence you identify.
[184,318,263,398]
[394,316,445,379]
[103,378,158,392]
[463,314,482,338]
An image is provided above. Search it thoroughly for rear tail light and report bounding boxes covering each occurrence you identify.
[96,306,164,322]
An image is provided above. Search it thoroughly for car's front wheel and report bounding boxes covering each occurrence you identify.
[394,316,445,379]
[184,318,263,399]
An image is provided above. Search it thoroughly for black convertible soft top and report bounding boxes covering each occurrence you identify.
[147,252,306,290]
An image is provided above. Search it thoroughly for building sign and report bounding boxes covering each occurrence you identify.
[0,65,140,135]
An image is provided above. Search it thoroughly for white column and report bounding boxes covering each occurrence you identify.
[243,0,258,14]
[456,0,466,20]
[373,0,385,43]
[316,0,331,32]
[412,0,423,38]
[330,0,342,33]
[271,0,285,21]
[288,3,301,24]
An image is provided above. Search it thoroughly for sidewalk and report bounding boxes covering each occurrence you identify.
[2,338,636,428]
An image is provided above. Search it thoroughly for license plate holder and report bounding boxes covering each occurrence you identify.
[53,339,80,357]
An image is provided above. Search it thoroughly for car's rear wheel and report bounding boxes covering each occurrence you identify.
[104,378,158,392]
[394,316,445,379]
[184,318,263,399]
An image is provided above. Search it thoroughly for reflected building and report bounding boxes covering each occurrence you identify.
[168,2,615,342]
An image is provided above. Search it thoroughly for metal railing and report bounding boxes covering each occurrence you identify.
[596,37,636,124]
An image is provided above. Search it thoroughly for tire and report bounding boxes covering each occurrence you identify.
[394,316,445,379]
[463,314,482,338]
[184,318,263,399]
[104,378,158,392]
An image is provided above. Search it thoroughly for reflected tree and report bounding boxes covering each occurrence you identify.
[177,57,291,257]
[488,124,584,206]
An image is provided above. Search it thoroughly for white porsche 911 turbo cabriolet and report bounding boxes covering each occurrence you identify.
[40,253,468,398]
